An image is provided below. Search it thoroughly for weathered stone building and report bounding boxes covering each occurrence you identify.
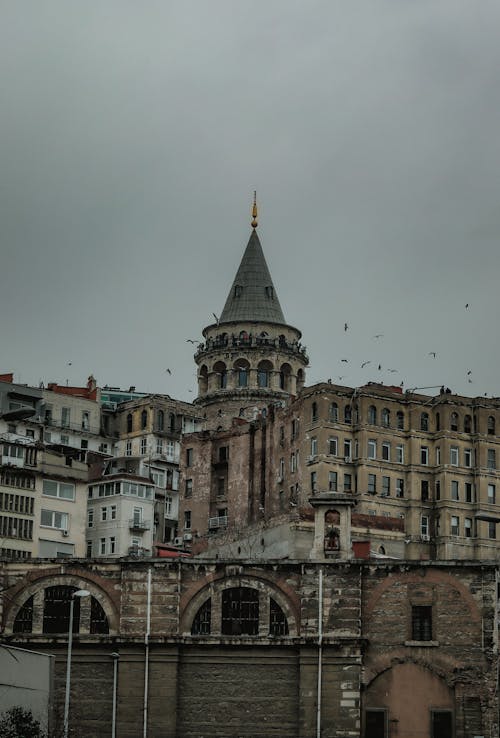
[0,557,497,737]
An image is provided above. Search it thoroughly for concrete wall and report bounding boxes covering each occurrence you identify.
[0,645,53,733]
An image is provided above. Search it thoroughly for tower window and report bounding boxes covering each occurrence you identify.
[265,286,274,299]
[234,285,242,298]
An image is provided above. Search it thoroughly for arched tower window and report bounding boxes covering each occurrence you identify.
[450,412,459,431]
[420,412,429,431]
[126,413,133,433]
[381,408,390,427]
[213,361,227,389]
[141,410,148,430]
[257,360,273,388]
[296,369,305,393]
[198,365,208,394]
[169,413,176,432]
[368,406,377,425]
[330,403,338,422]
[279,363,291,391]
[234,359,250,388]
[234,285,242,298]
[265,286,274,300]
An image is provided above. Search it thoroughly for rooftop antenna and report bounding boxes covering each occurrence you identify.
[251,191,258,229]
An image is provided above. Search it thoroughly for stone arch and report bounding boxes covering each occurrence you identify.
[180,573,299,637]
[3,571,119,635]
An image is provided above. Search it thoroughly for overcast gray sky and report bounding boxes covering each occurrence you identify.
[2,1,500,402]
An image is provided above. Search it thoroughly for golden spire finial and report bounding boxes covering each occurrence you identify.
[251,190,258,228]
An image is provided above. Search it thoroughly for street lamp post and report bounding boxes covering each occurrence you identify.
[63,589,90,738]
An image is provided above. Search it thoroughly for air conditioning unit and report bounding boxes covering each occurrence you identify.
[421,534,430,541]
[62,530,69,537]
[183,533,192,541]
[173,536,183,546]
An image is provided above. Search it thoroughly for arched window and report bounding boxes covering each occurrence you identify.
[198,365,208,394]
[344,405,352,423]
[420,412,429,432]
[257,360,273,388]
[311,402,318,422]
[213,361,227,389]
[396,411,404,430]
[368,405,377,425]
[157,410,164,431]
[126,413,133,433]
[488,416,496,435]
[13,595,34,633]
[141,410,148,430]
[464,415,472,433]
[265,286,274,300]
[269,598,289,636]
[381,408,390,427]
[279,363,291,391]
[221,587,259,635]
[234,359,249,388]
[191,598,212,635]
[450,412,459,431]
[330,403,338,422]
[169,413,176,432]
[234,285,242,298]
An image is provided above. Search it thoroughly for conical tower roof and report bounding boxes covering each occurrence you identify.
[220,229,286,324]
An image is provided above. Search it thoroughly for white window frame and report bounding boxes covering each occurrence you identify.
[43,479,75,501]
[396,445,404,464]
[450,446,459,466]
[40,509,69,530]
[367,440,377,460]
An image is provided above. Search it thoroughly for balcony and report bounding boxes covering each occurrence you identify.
[128,545,151,557]
[128,518,151,531]
[209,515,228,530]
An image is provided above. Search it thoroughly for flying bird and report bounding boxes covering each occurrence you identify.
[465,303,469,309]
[344,322,348,332]
[341,358,349,363]
[428,352,437,358]
[165,368,172,375]
[67,362,72,366]
[186,339,199,344]
[361,361,371,368]
[373,334,384,339]
[467,370,472,376]
[378,364,382,371]
[388,368,398,373]
[468,379,473,384]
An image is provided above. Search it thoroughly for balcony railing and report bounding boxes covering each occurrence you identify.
[208,516,228,530]
[128,518,151,531]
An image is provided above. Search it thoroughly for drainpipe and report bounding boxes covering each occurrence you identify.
[143,567,152,738]
[316,566,323,738]
[110,652,119,738]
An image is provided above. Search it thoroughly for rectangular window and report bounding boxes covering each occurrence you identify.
[436,447,441,465]
[450,447,459,466]
[186,448,193,467]
[431,710,453,738]
[465,482,473,503]
[487,448,496,470]
[40,509,69,530]
[125,440,132,457]
[100,538,106,555]
[328,471,337,492]
[328,437,338,456]
[184,510,191,530]
[279,457,285,478]
[344,439,352,460]
[421,446,429,465]
[88,509,94,528]
[421,480,429,501]
[185,479,193,498]
[411,605,432,641]
[367,440,377,460]
[381,442,390,461]
[464,517,472,538]
[61,407,70,428]
[381,476,390,496]
[451,515,459,536]
[396,478,404,498]
[165,495,172,516]
[310,471,317,492]
[86,540,92,557]
[436,480,441,500]
[217,477,225,497]
[156,438,163,455]
[140,438,147,455]
[109,536,116,554]
[487,483,495,504]
[110,505,117,520]
[421,515,429,537]
[311,437,318,456]
[464,448,472,468]
[396,445,404,464]
[368,474,376,494]
[488,521,496,539]
[101,506,108,522]
[60,435,69,446]
[290,453,297,473]
[451,481,459,501]
[82,412,89,430]
[344,473,352,492]
[43,480,75,501]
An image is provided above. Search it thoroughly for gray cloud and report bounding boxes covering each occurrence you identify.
[1,1,500,399]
